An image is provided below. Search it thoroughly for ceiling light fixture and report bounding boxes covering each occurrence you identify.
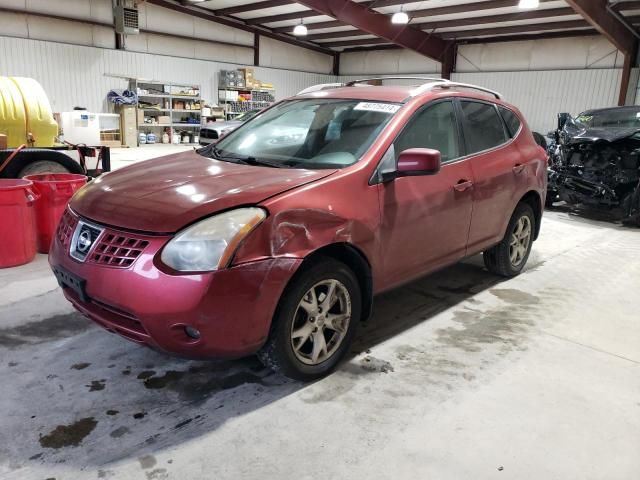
[391,6,409,25]
[518,0,539,9]
[293,19,308,36]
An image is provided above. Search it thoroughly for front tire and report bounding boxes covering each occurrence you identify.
[483,203,535,277]
[257,258,361,381]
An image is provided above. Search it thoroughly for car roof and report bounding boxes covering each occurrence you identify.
[294,84,502,105]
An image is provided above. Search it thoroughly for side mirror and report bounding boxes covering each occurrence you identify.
[397,148,441,176]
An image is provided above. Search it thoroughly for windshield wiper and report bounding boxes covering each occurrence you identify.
[211,147,291,168]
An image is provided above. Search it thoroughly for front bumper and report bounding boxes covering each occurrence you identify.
[49,219,301,359]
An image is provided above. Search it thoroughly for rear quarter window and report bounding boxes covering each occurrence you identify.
[499,106,522,138]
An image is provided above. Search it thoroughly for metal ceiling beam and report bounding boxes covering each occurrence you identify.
[611,0,640,11]
[440,20,591,39]
[306,7,576,41]
[274,20,347,33]
[296,0,454,62]
[214,1,293,16]
[340,30,601,52]
[322,19,593,47]
[245,0,415,25]
[145,0,334,55]
[565,0,636,54]
[273,0,554,33]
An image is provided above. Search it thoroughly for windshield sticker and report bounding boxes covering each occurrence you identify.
[354,102,401,114]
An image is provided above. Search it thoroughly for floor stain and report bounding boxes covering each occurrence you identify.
[133,412,147,420]
[146,468,168,480]
[141,361,271,403]
[87,380,106,392]
[490,288,540,305]
[39,417,97,449]
[109,426,130,438]
[71,362,91,370]
[106,410,119,416]
[174,418,193,429]
[0,313,91,348]
[437,307,534,353]
[360,356,394,374]
[137,370,156,380]
[138,454,157,469]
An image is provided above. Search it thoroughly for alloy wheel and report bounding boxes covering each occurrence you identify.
[509,215,532,267]
[290,279,352,366]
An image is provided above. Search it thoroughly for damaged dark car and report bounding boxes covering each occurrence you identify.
[546,106,640,226]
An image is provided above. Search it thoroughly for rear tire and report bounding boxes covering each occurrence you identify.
[257,258,361,381]
[18,160,70,176]
[483,203,535,277]
[0,149,82,178]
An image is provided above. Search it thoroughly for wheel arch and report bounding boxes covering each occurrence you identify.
[518,190,543,240]
[295,242,373,322]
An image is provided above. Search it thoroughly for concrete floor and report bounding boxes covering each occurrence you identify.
[1,153,639,479]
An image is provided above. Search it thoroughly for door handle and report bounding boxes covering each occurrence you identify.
[513,164,526,174]
[453,180,473,192]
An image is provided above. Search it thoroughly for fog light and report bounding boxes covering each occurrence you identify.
[184,326,201,339]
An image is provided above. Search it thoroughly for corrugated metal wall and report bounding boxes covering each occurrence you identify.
[339,69,622,134]
[0,36,334,112]
[0,35,623,135]
[452,69,623,133]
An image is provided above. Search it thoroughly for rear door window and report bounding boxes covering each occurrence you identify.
[499,106,522,138]
[459,101,508,154]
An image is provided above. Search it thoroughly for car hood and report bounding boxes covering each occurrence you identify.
[202,120,242,132]
[563,124,640,144]
[70,150,336,233]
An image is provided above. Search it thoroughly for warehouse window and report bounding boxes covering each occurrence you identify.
[459,101,508,154]
[393,100,461,163]
[499,106,522,138]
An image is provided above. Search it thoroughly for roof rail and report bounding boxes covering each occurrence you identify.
[296,77,502,100]
[432,81,502,99]
[344,76,446,86]
[296,82,345,95]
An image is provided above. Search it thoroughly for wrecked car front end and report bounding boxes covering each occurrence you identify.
[547,107,640,225]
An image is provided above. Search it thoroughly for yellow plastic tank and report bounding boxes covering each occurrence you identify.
[10,77,58,147]
[0,76,27,148]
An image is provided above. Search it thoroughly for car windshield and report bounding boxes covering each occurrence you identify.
[205,99,400,169]
[575,108,640,129]
[234,110,260,122]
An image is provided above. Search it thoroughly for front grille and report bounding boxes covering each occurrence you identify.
[88,231,149,268]
[57,209,77,249]
[200,129,219,139]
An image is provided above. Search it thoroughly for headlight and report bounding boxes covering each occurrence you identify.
[161,208,266,272]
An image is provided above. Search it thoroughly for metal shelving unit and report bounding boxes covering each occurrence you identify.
[217,85,275,120]
[131,79,202,144]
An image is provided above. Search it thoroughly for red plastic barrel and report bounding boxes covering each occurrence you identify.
[0,179,39,268]
[23,173,87,253]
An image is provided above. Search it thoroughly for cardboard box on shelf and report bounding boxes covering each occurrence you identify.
[0,134,6,149]
[137,109,144,125]
[158,116,171,125]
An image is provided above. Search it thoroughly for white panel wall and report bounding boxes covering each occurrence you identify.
[452,69,622,134]
[457,36,624,72]
[339,49,441,75]
[0,0,334,74]
[0,36,334,112]
[259,37,334,74]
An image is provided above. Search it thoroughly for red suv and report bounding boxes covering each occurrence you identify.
[49,78,546,380]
